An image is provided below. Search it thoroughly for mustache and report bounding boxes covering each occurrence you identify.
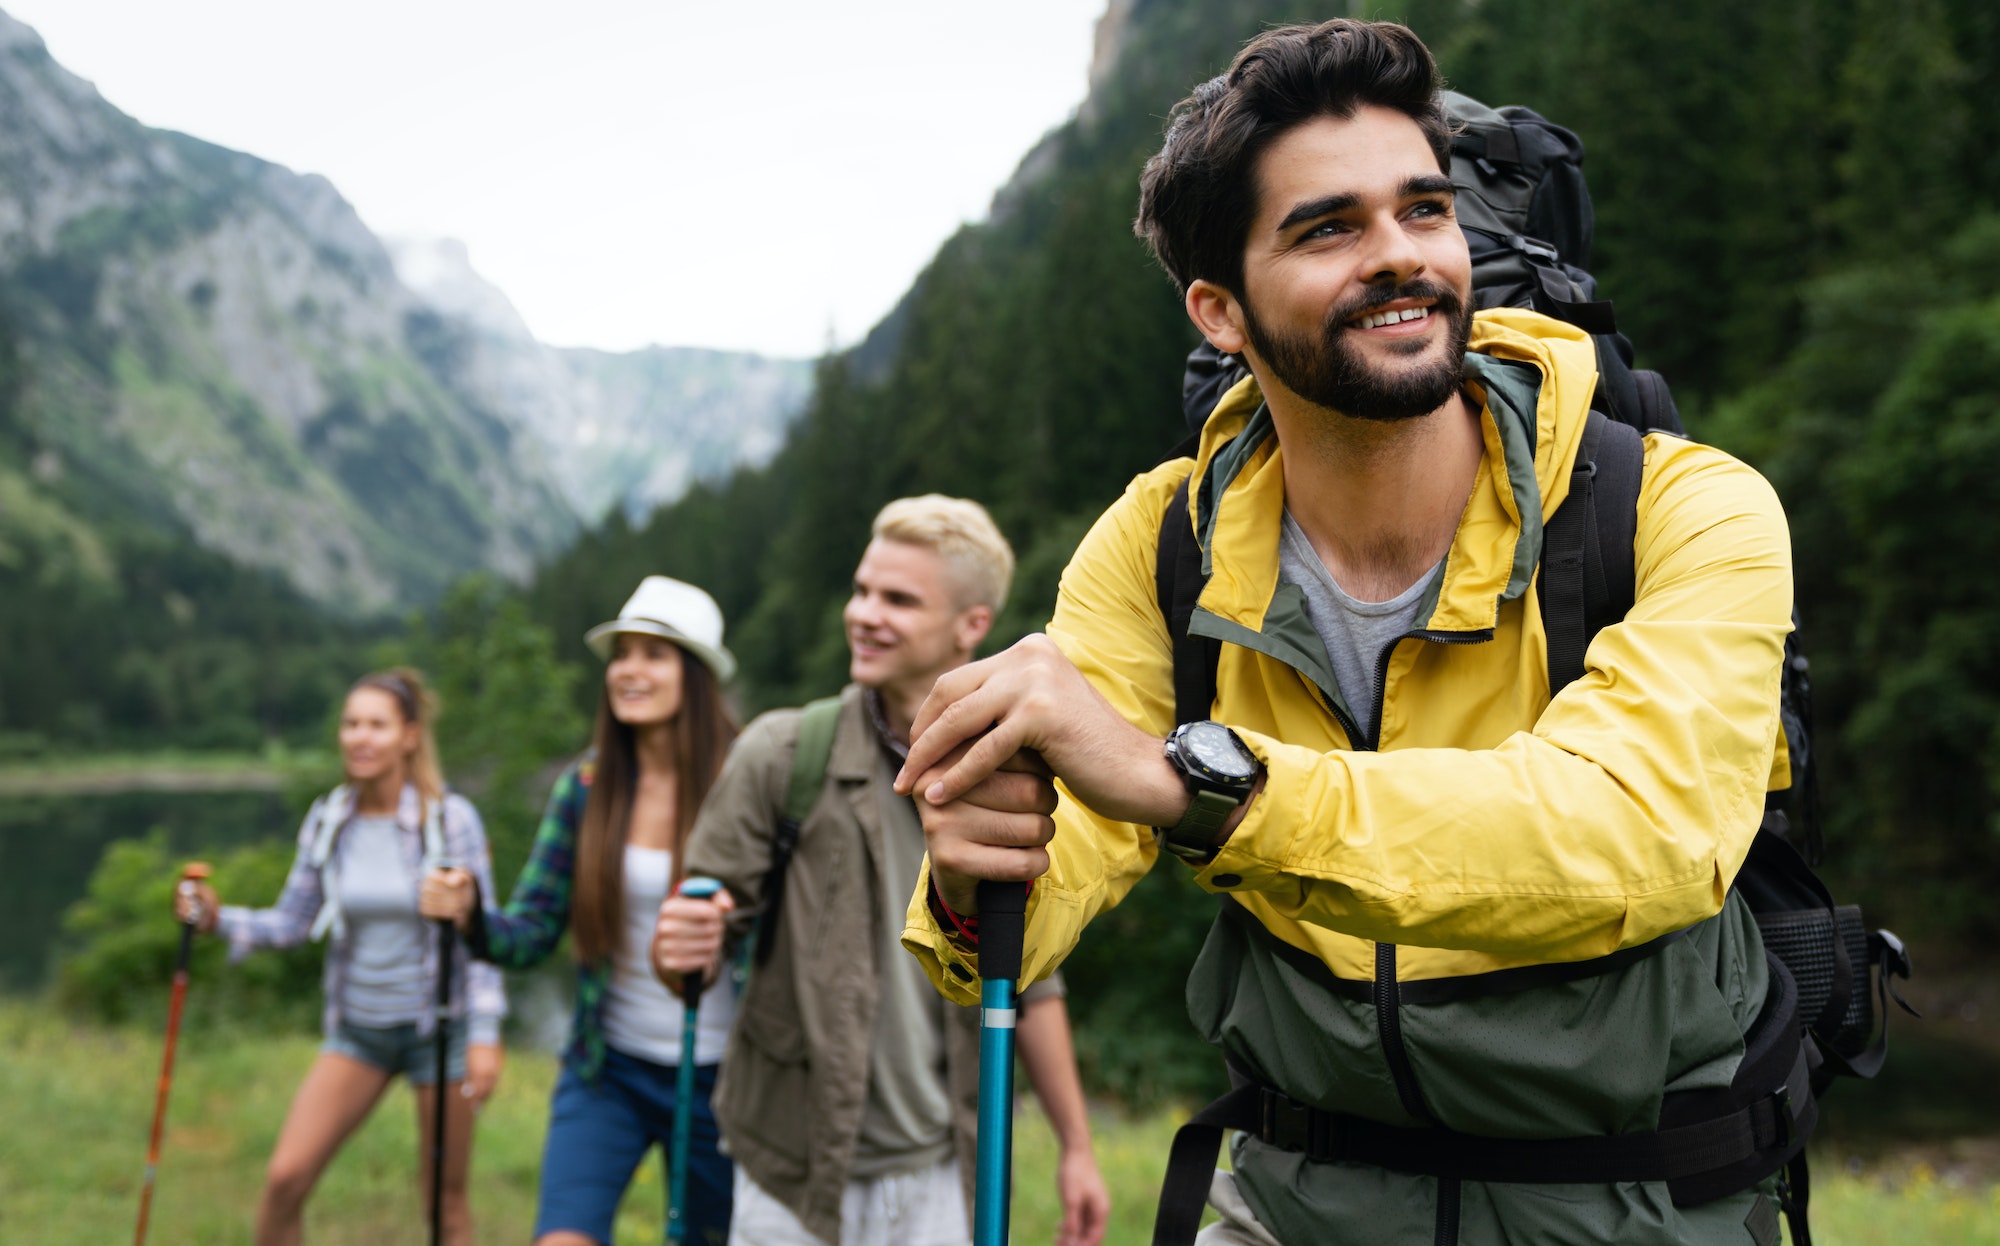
[1328,279,1463,329]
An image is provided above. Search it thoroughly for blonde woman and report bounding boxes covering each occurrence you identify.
[176,668,505,1246]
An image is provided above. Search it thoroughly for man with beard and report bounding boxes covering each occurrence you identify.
[892,18,1795,1246]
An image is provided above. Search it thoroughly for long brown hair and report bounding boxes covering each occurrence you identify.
[571,643,739,966]
[349,667,444,804]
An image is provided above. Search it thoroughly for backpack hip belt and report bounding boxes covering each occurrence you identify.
[1152,950,1816,1246]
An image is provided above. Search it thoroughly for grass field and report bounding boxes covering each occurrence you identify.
[1,999,1994,1245]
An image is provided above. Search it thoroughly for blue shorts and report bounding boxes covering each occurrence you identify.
[535,1047,733,1245]
[323,1017,467,1086]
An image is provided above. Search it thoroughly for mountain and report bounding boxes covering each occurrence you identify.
[0,11,579,612]
[386,236,811,523]
[0,7,814,749]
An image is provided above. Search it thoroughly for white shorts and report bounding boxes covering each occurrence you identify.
[1194,1170,1285,1246]
[728,1159,970,1246]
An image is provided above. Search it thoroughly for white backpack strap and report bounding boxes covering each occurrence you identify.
[307,786,353,943]
[308,785,350,868]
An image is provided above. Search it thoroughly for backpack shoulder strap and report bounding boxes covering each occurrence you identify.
[306,785,355,943]
[309,784,352,869]
[786,695,843,823]
[1590,336,1688,437]
[753,694,842,968]
[1157,476,1221,727]
[1540,410,1644,698]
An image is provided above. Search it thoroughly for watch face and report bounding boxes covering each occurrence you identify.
[1184,722,1256,781]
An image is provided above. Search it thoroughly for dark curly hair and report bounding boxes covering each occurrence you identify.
[1134,19,1453,298]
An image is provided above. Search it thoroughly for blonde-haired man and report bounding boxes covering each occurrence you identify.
[656,496,1108,1246]
[868,493,1017,621]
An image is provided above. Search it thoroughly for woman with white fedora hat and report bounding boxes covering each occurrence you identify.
[422,575,741,1246]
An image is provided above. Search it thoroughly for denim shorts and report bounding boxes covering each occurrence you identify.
[323,1016,467,1085]
[535,1047,732,1245]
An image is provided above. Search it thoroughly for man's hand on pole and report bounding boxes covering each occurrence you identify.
[652,887,734,998]
[893,635,1195,913]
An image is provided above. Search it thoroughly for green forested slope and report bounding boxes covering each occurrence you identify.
[522,0,1997,944]
[0,305,381,753]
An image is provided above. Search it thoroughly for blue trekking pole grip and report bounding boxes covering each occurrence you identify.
[974,879,1028,1246]
[668,876,725,1245]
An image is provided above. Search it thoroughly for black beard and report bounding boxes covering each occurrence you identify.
[1242,279,1474,422]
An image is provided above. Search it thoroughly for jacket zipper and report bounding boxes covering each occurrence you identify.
[1361,628,1496,750]
[1434,1176,1462,1246]
[1331,628,1492,1177]
[1374,941,1434,1123]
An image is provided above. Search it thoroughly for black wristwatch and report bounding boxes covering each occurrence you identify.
[1158,721,1259,864]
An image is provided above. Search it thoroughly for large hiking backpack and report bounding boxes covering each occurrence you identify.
[1150,94,1914,1246]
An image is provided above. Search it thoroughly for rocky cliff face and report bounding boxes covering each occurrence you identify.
[386,237,810,522]
[0,13,588,612]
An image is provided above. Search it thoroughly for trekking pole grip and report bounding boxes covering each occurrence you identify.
[976,880,1027,983]
[676,877,726,1010]
[175,862,212,954]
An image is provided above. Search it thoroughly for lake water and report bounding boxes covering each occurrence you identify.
[0,789,296,991]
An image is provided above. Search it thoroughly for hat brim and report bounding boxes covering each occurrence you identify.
[583,619,737,683]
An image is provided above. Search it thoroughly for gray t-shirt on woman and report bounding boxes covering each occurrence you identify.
[337,814,429,1027]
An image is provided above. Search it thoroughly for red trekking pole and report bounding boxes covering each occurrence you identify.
[134,861,210,1246]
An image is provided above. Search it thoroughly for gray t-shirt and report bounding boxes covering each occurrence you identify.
[1279,510,1445,737]
[337,814,428,1026]
[850,769,957,1178]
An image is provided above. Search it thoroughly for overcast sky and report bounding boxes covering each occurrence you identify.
[9,0,1108,357]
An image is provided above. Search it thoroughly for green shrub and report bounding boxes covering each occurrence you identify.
[56,830,321,1032]
[1059,865,1229,1111]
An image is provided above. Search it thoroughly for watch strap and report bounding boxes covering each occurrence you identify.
[1161,787,1240,862]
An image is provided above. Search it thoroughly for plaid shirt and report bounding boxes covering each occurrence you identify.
[465,758,619,1078]
[216,783,507,1044]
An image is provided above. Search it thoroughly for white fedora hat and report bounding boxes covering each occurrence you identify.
[584,576,737,682]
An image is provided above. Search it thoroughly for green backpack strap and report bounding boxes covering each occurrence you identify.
[786,696,842,823]
[751,695,843,968]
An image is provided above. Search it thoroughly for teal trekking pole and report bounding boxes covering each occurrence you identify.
[974,880,1028,1246]
[668,876,725,1245]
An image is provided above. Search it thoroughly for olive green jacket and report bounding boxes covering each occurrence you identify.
[685,684,1059,1245]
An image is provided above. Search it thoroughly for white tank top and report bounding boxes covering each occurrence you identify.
[600,843,738,1066]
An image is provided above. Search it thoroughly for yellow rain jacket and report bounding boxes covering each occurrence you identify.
[904,308,1796,1244]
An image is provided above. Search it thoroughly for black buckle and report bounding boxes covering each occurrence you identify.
[1503,233,1563,265]
[1769,1088,1795,1151]
[1261,1089,1313,1154]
